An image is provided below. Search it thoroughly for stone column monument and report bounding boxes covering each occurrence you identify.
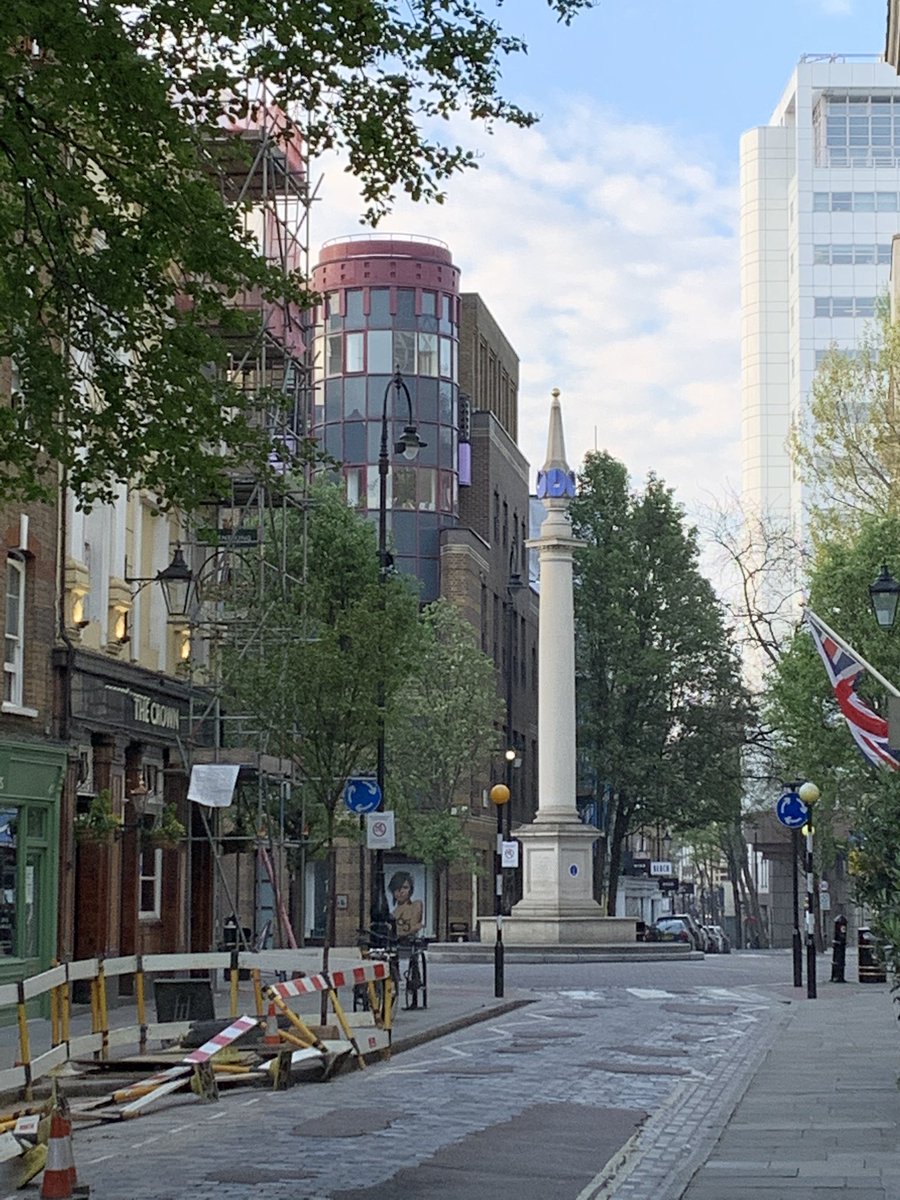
[502,390,634,946]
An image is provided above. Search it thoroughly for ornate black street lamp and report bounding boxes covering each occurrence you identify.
[370,370,426,943]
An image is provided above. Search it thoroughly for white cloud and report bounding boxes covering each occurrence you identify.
[310,101,740,517]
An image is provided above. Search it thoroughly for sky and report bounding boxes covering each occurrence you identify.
[310,0,889,523]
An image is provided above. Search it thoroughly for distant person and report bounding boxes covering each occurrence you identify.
[388,870,423,940]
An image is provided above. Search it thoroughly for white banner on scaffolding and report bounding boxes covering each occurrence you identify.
[188,764,240,808]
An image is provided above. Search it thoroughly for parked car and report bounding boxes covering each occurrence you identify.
[654,917,697,946]
[706,924,731,954]
[699,925,719,953]
[663,912,706,951]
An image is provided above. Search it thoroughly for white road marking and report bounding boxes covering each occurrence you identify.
[626,987,676,1000]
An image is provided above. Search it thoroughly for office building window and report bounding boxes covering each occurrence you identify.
[813,243,892,266]
[813,296,877,318]
[815,93,900,168]
[813,191,900,213]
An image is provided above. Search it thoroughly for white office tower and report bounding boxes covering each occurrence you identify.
[740,56,900,534]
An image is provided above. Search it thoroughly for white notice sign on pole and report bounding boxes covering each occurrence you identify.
[366,812,395,850]
[501,841,519,868]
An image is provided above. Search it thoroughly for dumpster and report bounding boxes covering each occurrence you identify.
[857,926,887,984]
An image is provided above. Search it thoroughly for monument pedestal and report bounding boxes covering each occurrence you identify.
[480,816,636,945]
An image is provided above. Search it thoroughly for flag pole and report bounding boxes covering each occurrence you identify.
[803,607,900,699]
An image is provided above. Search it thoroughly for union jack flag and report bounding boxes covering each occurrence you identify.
[805,609,900,771]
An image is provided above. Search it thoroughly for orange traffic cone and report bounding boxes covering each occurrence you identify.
[40,1106,77,1199]
[263,1002,280,1049]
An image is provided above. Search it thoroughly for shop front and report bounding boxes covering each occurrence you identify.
[0,739,65,987]
[56,649,214,976]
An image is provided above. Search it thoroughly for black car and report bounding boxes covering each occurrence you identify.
[654,916,697,945]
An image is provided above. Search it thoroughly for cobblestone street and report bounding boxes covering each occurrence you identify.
[40,955,823,1200]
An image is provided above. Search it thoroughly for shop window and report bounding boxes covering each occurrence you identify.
[4,556,25,708]
[0,808,16,955]
[139,846,163,919]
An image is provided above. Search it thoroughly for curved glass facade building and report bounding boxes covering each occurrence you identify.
[312,235,462,600]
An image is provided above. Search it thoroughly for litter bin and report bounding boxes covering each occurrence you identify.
[857,927,887,984]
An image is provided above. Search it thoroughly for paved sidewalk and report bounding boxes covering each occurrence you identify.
[0,950,532,1083]
[678,979,900,1200]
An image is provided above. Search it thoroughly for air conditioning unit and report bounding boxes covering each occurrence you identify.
[75,746,94,797]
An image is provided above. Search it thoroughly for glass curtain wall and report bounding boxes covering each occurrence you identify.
[314,284,460,601]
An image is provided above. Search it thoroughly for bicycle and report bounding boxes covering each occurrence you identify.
[401,935,428,1010]
[353,928,400,1023]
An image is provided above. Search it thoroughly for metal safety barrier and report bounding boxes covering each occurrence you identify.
[0,950,379,1100]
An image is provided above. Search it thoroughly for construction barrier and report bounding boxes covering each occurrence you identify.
[0,950,390,1101]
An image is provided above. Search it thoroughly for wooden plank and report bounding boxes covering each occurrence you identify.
[68,959,100,983]
[21,966,65,1000]
[68,1033,103,1057]
[29,1044,69,1080]
[102,956,139,978]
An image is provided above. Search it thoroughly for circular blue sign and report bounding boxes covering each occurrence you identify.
[775,791,809,829]
[569,864,578,877]
[344,777,382,814]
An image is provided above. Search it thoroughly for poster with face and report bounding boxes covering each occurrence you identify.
[384,862,430,939]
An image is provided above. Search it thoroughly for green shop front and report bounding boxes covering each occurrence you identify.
[0,740,64,988]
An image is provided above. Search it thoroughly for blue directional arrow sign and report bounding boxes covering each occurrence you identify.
[775,791,809,829]
[344,777,382,815]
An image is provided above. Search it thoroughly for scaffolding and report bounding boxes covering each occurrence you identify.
[178,98,320,953]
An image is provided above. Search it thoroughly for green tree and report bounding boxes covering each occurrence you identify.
[1,0,590,508]
[387,598,504,937]
[571,452,750,915]
[764,512,900,953]
[791,303,900,537]
[221,483,421,957]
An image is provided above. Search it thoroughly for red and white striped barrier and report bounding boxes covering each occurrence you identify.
[118,1014,259,1115]
[266,961,387,1002]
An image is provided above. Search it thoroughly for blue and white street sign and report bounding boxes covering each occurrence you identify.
[775,791,809,829]
[344,777,382,815]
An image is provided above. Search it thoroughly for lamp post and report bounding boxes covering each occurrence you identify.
[370,369,426,943]
[798,780,820,999]
[489,781,510,997]
[791,823,803,988]
[869,563,900,631]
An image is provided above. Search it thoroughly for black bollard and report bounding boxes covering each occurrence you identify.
[830,914,848,983]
